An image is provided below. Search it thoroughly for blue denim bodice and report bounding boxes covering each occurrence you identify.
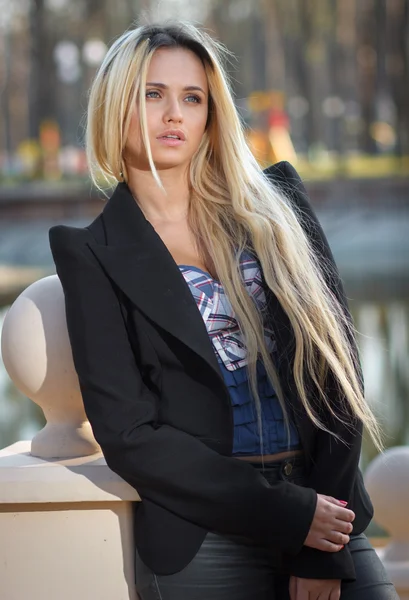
[178,255,301,456]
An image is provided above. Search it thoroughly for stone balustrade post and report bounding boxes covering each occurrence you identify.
[365,446,409,600]
[0,276,140,600]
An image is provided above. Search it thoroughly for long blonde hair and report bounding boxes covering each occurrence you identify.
[86,21,382,453]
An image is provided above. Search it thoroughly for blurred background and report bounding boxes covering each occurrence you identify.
[0,0,408,501]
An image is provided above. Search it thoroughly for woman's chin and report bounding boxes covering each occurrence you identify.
[151,155,190,171]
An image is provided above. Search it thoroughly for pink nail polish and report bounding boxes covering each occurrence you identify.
[339,500,348,506]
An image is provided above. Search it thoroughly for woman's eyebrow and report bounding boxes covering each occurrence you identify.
[146,82,206,94]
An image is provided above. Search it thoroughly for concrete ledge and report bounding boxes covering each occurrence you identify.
[0,441,140,504]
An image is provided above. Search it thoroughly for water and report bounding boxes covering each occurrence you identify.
[353,301,409,467]
[1,301,408,464]
[0,306,46,448]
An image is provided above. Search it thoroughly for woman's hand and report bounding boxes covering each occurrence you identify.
[304,494,355,552]
[289,576,341,600]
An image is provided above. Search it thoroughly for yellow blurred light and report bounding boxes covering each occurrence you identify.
[370,121,396,146]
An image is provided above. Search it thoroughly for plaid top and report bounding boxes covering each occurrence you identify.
[178,249,276,371]
[179,250,301,455]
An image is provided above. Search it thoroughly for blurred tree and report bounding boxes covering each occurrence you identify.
[84,0,108,37]
[357,0,378,153]
[293,0,322,152]
[335,0,359,153]
[387,0,409,157]
[1,8,12,169]
[28,0,57,139]
[262,0,285,91]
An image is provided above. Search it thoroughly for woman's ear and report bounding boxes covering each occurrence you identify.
[120,159,126,181]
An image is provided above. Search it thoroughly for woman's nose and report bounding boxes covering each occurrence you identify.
[163,98,183,123]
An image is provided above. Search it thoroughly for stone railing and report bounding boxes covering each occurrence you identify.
[1,275,408,599]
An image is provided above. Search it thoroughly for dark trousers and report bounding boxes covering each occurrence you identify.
[135,457,398,600]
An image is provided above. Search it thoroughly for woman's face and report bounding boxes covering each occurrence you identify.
[124,47,209,172]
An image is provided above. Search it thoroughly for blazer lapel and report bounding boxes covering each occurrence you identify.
[87,182,225,383]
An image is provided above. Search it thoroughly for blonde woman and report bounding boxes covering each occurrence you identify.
[49,22,397,600]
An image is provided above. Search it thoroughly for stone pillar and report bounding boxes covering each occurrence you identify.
[1,275,100,459]
[0,276,140,599]
[365,446,409,600]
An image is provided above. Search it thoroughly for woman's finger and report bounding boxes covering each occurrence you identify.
[333,518,353,534]
[314,538,344,552]
[294,579,312,599]
[329,583,341,600]
[334,506,355,523]
[289,575,297,600]
[327,530,350,545]
[321,496,355,522]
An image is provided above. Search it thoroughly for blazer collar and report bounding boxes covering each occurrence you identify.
[87,182,226,383]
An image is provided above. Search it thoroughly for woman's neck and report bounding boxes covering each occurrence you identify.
[126,165,191,224]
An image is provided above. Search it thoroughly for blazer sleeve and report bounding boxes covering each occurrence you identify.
[49,224,317,557]
[265,161,369,581]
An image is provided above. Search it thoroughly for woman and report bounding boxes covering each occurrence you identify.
[49,21,398,600]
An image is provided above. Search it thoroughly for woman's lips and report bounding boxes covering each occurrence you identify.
[156,137,185,146]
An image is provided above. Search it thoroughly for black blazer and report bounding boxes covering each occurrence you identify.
[49,161,374,581]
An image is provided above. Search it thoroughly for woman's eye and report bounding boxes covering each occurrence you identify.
[145,91,201,103]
